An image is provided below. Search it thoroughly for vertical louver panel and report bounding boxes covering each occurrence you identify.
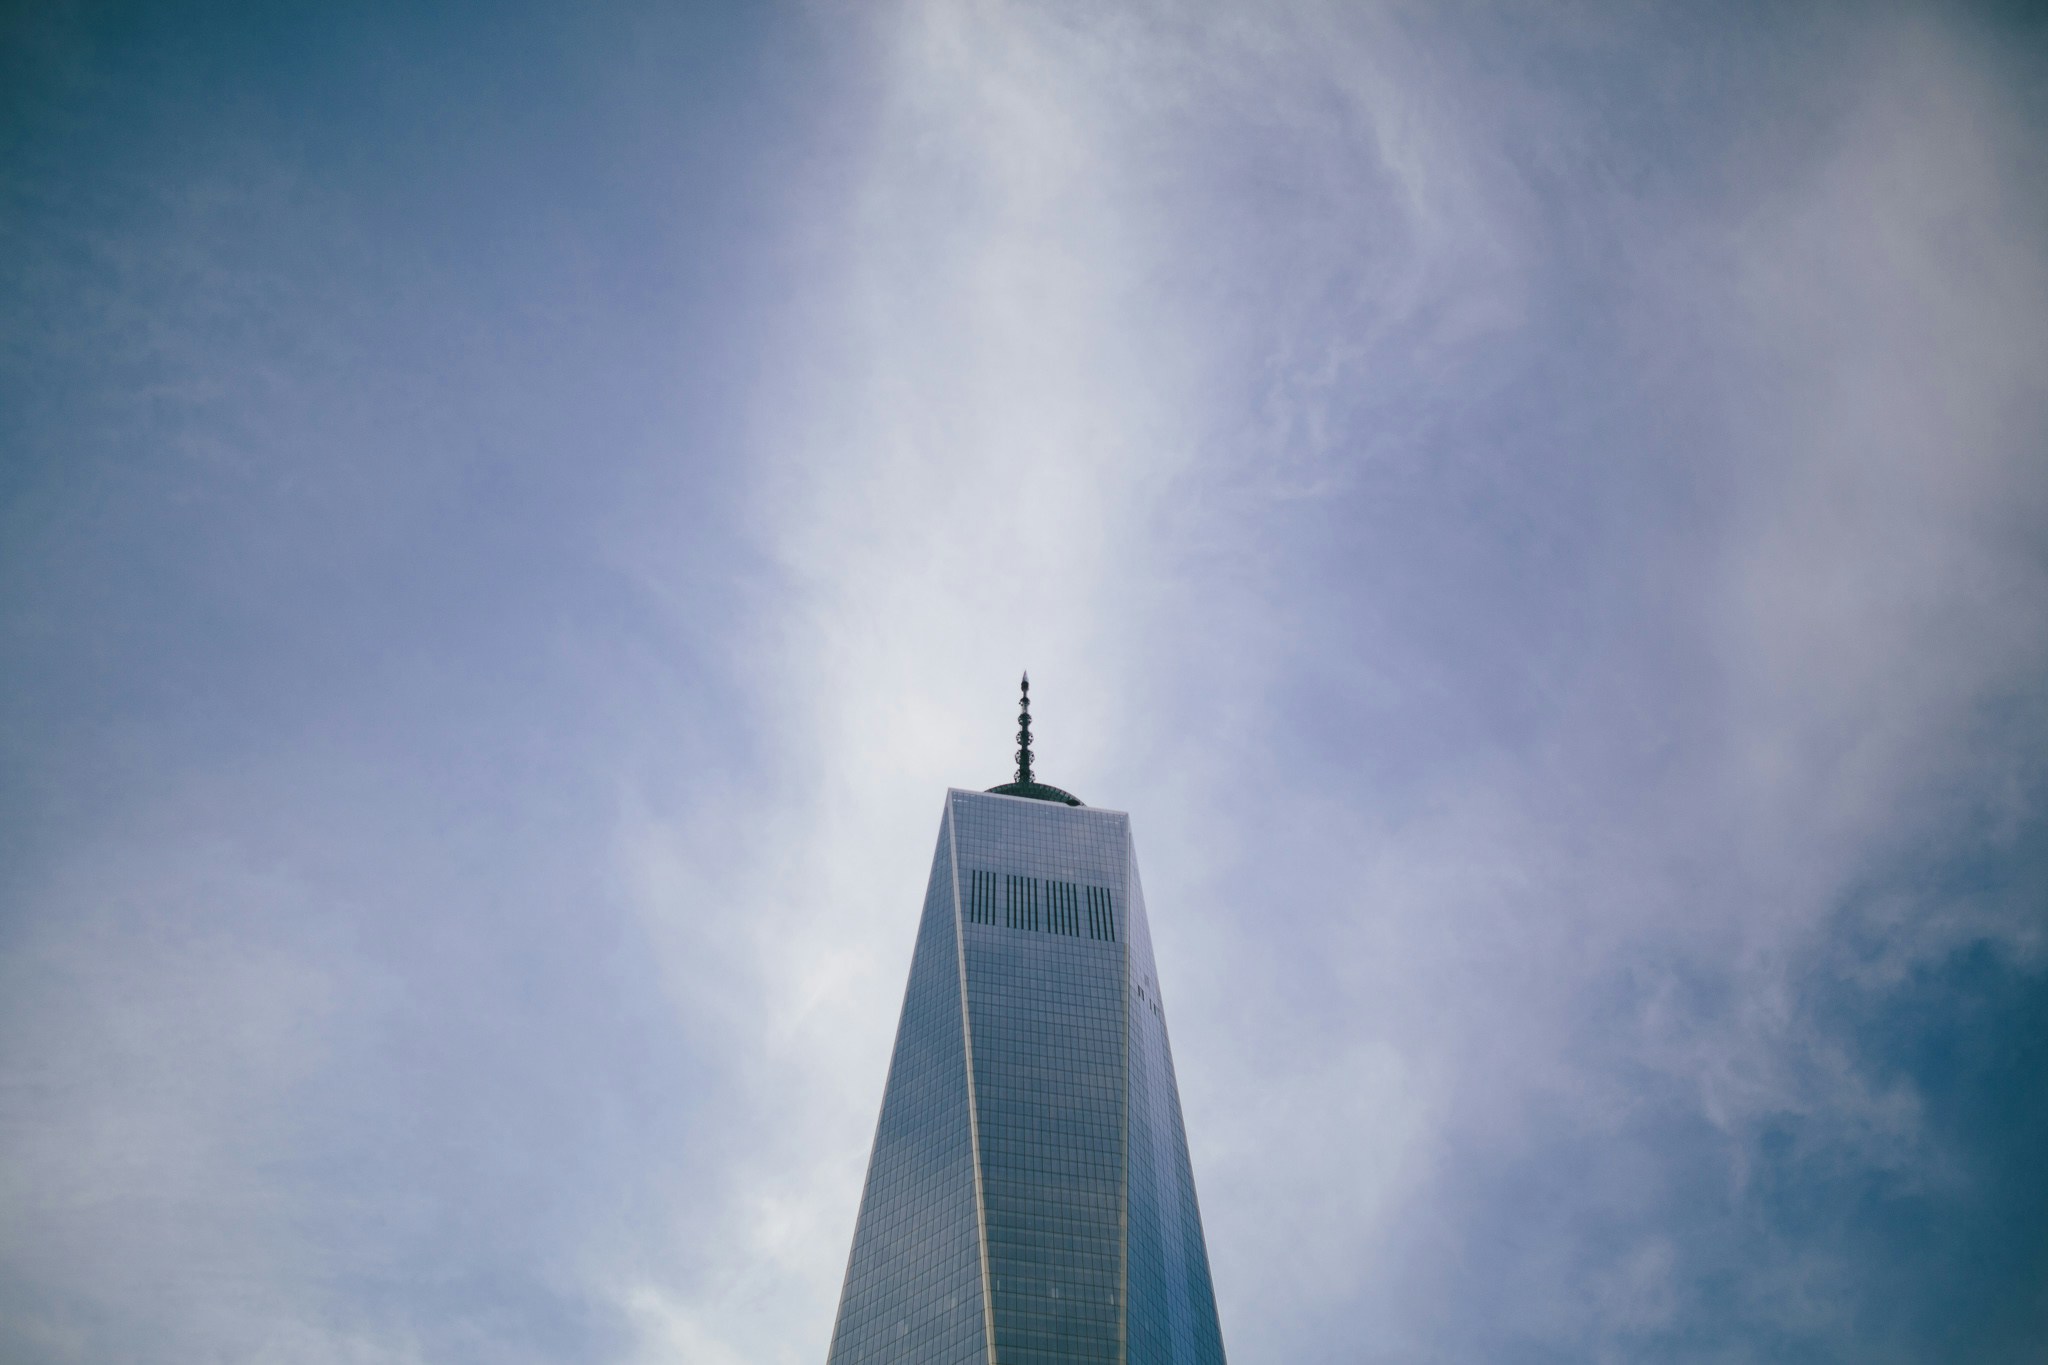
[1086,886,1117,943]
[968,869,999,925]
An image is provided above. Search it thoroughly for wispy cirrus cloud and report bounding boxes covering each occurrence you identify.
[2,2,2043,1363]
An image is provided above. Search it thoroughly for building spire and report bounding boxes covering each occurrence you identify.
[984,671,1080,804]
[1014,672,1034,784]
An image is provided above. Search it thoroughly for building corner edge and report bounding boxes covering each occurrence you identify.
[947,793,1000,1365]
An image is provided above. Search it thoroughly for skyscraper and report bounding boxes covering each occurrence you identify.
[825,678,1227,1365]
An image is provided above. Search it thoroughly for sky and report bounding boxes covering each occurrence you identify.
[2,1,2046,1362]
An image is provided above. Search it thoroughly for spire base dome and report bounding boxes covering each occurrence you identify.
[984,779,1083,806]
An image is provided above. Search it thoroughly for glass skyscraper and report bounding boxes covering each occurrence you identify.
[826,679,1227,1365]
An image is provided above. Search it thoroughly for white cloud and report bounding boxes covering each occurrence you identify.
[628,4,2048,1361]
[0,825,347,1361]
[7,2,2042,1362]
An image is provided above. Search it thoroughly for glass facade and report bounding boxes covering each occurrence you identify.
[825,823,989,1365]
[826,789,1227,1365]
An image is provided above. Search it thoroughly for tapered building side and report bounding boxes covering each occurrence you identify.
[826,681,1226,1365]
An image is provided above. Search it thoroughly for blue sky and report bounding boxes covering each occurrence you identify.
[3,2,2045,1362]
